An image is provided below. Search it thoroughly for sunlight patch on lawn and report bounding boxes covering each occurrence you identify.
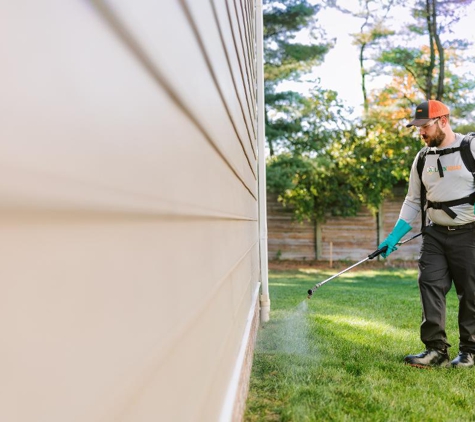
[318,314,415,342]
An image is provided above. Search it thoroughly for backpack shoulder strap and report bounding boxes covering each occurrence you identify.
[460,133,475,180]
[417,147,429,180]
[417,147,429,230]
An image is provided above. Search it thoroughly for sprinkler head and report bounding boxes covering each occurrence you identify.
[307,289,313,299]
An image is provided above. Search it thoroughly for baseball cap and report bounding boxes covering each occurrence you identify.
[406,100,450,127]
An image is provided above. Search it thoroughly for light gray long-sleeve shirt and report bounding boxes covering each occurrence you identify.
[400,133,475,227]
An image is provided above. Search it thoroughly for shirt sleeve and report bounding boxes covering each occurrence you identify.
[398,150,423,225]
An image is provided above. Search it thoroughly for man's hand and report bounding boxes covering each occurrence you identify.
[378,219,412,259]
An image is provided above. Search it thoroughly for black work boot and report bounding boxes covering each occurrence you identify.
[404,348,450,368]
[451,352,474,368]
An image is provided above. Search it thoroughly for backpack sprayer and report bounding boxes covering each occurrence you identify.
[306,232,422,299]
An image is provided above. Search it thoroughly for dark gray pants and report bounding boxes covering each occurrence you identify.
[418,224,475,352]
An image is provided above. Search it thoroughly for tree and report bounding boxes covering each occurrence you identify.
[266,153,361,223]
[264,0,332,85]
[265,85,361,223]
[375,0,475,110]
[263,1,365,225]
[264,0,334,155]
[408,0,475,100]
[265,85,350,155]
[333,111,421,212]
[325,0,400,114]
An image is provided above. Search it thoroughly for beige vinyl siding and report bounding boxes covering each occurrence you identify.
[0,1,260,421]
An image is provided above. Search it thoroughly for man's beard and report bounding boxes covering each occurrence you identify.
[422,126,446,147]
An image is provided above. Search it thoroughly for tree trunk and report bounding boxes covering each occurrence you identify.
[431,0,445,100]
[425,0,436,99]
[360,43,368,114]
[265,111,274,156]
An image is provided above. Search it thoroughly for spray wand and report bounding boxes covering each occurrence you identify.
[306,232,422,299]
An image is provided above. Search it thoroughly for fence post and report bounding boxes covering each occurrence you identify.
[315,221,322,260]
[377,204,384,261]
[329,242,333,268]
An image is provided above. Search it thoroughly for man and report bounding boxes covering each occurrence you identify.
[379,99,475,368]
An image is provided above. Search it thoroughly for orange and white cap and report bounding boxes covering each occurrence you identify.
[406,100,450,127]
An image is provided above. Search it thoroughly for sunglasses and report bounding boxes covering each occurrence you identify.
[420,117,440,129]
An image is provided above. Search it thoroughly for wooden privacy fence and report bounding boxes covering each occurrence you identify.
[267,190,422,261]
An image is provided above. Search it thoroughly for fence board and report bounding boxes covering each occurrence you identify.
[267,189,422,261]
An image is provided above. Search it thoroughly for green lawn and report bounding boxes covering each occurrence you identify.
[244,266,475,421]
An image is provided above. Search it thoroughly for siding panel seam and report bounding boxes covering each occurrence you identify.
[89,0,257,200]
[180,0,257,179]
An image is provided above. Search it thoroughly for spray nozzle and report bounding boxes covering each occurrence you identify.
[307,289,313,299]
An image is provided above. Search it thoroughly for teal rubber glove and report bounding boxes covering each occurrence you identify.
[378,219,412,258]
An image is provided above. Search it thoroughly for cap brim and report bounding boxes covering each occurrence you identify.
[406,119,431,128]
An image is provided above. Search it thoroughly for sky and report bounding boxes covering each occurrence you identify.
[281,3,475,116]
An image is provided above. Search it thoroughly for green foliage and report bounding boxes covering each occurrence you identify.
[379,47,421,68]
[332,118,420,211]
[454,123,475,134]
[266,153,361,222]
[265,85,351,155]
[352,22,395,46]
[264,1,317,37]
[264,1,332,84]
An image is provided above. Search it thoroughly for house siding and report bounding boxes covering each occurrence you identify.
[0,1,260,421]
